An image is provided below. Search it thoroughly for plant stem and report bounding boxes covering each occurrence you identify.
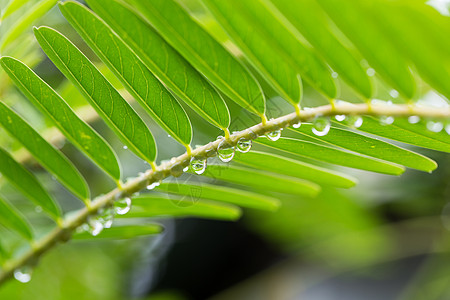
[0,102,449,286]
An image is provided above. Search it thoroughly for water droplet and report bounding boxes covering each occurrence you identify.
[408,116,420,124]
[389,90,399,98]
[147,181,160,190]
[345,115,363,128]
[380,116,394,125]
[446,124,450,135]
[236,138,252,153]
[88,207,114,236]
[335,115,346,122]
[123,145,128,150]
[427,121,443,132]
[265,129,282,141]
[292,122,301,129]
[331,72,339,78]
[190,157,207,174]
[312,117,330,136]
[114,197,131,215]
[14,266,32,283]
[366,68,375,76]
[35,206,43,213]
[183,166,189,172]
[217,140,235,162]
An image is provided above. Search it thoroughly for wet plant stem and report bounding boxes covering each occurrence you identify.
[0,102,449,286]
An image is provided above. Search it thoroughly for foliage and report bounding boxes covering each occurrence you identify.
[0,0,448,291]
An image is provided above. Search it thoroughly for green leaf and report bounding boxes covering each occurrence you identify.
[242,0,337,99]
[156,182,280,211]
[291,124,437,172]
[73,224,163,240]
[0,56,121,182]
[0,146,61,219]
[257,137,405,175]
[352,117,450,153]
[123,195,242,221]
[126,0,266,116]
[201,164,321,197]
[1,0,29,20]
[0,238,8,262]
[59,1,192,146]
[233,151,357,188]
[34,26,157,164]
[317,0,415,99]
[369,0,450,100]
[0,0,58,50]
[202,0,302,106]
[0,196,33,240]
[86,0,230,130]
[270,0,372,99]
[0,101,89,200]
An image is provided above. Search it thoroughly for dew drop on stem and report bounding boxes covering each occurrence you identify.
[266,129,282,141]
[427,120,443,132]
[114,197,131,215]
[236,138,252,153]
[14,266,33,283]
[217,140,235,162]
[380,116,394,125]
[190,157,207,174]
[312,117,330,136]
[408,116,420,124]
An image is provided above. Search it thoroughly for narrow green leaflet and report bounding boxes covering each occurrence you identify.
[156,182,280,211]
[317,0,415,99]
[73,224,163,240]
[0,0,58,50]
[352,117,450,153]
[1,0,28,20]
[0,196,33,240]
[270,0,372,99]
[0,101,89,200]
[202,0,301,106]
[291,124,437,172]
[34,26,157,164]
[369,0,450,100]
[233,151,357,188]
[123,195,242,221]
[0,147,61,219]
[60,1,192,146]
[257,137,405,175]
[0,56,121,181]
[126,0,266,116]
[86,0,230,130]
[0,238,8,262]
[234,0,336,99]
[201,165,320,197]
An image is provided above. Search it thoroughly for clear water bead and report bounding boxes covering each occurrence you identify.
[345,115,363,128]
[114,197,131,215]
[292,122,301,129]
[217,140,235,162]
[14,266,32,283]
[88,207,114,236]
[236,138,252,153]
[427,121,444,132]
[312,117,331,136]
[123,145,128,150]
[446,124,450,135]
[266,129,282,141]
[408,116,420,124]
[190,157,207,174]
[380,116,394,125]
[147,181,160,190]
[335,115,346,122]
